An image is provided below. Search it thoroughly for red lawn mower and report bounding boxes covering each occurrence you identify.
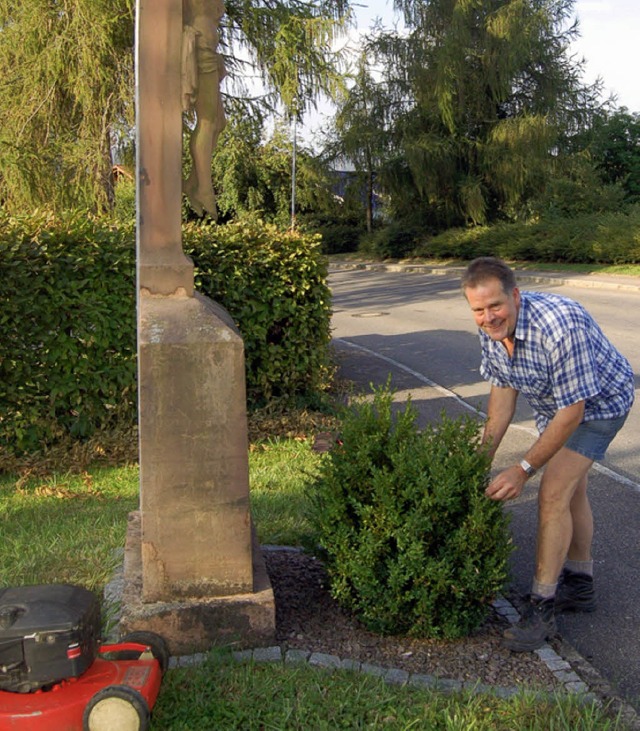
[0,584,168,731]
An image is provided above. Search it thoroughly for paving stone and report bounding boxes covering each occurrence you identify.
[407,673,438,689]
[172,652,207,667]
[564,681,590,695]
[535,646,561,662]
[308,652,342,669]
[385,668,410,685]
[554,670,583,684]
[433,677,463,692]
[546,658,572,672]
[252,646,283,663]
[284,649,311,664]
[340,658,362,672]
[231,649,253,663]
[360,663,387,677]
[491,685,520,699]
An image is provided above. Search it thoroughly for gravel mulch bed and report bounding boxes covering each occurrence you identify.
[265,548,560,692]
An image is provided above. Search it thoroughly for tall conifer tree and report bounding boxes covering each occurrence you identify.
[366,0,602,226]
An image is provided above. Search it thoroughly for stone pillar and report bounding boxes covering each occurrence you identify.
[136,0,193,296]
[122,0,275,654]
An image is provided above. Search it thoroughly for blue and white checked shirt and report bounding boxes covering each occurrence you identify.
[479,291,635,432]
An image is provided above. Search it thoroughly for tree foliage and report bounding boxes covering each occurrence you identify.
[0,0,135,213]
[0,0,351,214]
[589,109,640,203]
[341,0,604,229]
[225,0,350,120]
[210,116,337,225]
[327,53,391,232]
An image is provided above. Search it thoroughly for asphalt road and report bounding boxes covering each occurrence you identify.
[329,264,640,712]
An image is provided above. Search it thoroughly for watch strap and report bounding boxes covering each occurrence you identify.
[519,459,536,477]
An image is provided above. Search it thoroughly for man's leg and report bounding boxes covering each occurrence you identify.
[535,447,593,587]
[567,472,593,561]
[554,471,597,612]
[504,447,593,652]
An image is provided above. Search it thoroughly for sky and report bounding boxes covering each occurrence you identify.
[569,0,639,111]
[351,0,639,110]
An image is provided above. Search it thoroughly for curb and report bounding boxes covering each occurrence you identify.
[328,261,640,294]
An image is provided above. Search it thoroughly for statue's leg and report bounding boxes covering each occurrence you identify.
[184,71,225,218]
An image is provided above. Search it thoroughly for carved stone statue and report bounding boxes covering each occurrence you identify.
[182,0,226,218]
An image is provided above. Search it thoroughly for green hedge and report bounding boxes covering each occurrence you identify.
[0,211,137,454]
[309,386,512,639]
[185,218,332,403]
[0,212,331,456]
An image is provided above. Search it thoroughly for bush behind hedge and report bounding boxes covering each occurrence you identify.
[415,206,640,264]
[309,386,512,639]
[0,212,332,456]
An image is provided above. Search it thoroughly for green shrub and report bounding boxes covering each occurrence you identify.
[184,217,332,403]
[317,222,364,255]
[309,385,512,639]
[359,220,422,259]
[0,211,137,455]
[415,207,640,264]
[0,212,332,457]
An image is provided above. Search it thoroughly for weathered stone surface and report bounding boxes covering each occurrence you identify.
[120,512,275,654]
[132,0,274,652]
[137,0,193,296]
[138,293,254,601]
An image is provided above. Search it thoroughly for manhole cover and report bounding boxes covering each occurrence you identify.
[351,312,389,318]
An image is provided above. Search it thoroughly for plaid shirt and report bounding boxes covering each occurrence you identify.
[479,291,635,432]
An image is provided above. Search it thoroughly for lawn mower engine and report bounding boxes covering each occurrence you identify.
[0,584,167,731]
[0,584,100,693]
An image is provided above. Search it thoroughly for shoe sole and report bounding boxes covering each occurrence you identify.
[555,602,596,614]
[503,632,556,653]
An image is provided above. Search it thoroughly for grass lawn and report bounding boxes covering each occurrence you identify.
[0,439,628,729]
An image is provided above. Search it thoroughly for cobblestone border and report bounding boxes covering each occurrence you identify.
[170,644,578,702]
[167,595,596,705]
[106,555,640,726]
[164,593,640,728]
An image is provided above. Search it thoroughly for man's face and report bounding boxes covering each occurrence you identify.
[464,278,520,342]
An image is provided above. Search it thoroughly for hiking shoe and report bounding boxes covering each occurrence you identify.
[554,569,596,613]
[503,594,557,652]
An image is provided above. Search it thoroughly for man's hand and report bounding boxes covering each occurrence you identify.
[485,465,528,501]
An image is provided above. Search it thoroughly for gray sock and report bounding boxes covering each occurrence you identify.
[532,579,557,599]
[564,559,593,577]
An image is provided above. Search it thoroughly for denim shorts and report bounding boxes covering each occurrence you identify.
[564,413,629,461]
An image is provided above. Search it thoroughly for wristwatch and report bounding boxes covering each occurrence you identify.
[519,459,537,478]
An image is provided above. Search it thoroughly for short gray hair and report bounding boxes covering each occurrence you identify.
[461,257,517,294]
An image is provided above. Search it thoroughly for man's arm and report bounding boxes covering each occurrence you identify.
[482,385,518,460]
[485,400,585,501]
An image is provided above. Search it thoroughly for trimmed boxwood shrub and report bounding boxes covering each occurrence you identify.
[309,386,512,639]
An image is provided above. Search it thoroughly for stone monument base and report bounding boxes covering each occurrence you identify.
[119,512,276,655]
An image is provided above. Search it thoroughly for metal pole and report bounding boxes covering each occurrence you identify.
[291,115,297,229]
